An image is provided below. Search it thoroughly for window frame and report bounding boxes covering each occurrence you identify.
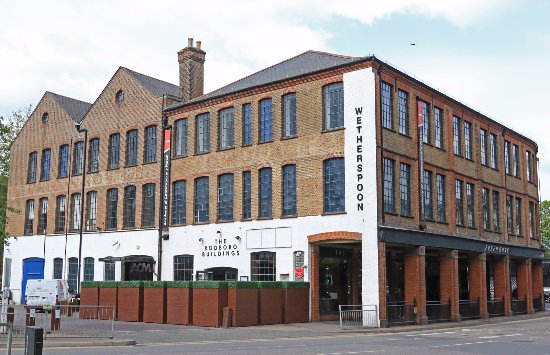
[242,171,252,219]
[436,174,446,223]
[37,197,48,235]
[194,177,209,223]
[125,129,138,166]
[86,191,97,231]
[259,98,273,143]
[323,158,345,213]
[144,125,157,164]
[282,93,297,138]
[383,158,395,213]
[174,255,194,281]
[24,200,34,235]
[123,185,136,229]
[72,141,84,175]
[242,104,252,146]
[40,148,51,181]
[27,151,38,183]
[195,113,210,154]
[282,164,297,217]
[70,193,81,232]
[218,107,235,150]
[258,167,273,218]
[434,107,443,149]
[58,144,70,178]
[217,174,234,222]
[250,251,276,281]
[323,82,344,130]
[141,183,156,228]
[54,195,66,233]
[400,163,411,216]
[172,180,186,225]
[83,257,94,281]
[88,138,100,173]
[174,119,188,157]
[105,188,118,230]
[453,116,461,156]
[381,81,393,130]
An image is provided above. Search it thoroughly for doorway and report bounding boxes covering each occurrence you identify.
[319,246,355,314]
[203,267,238,281]
[21,257,45,304]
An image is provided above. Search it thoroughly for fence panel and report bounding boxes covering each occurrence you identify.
[387,302,415,326]
[0,305,114,339]
[512,298,527,315]
[426,301,451,323]
[459,299,480,320]
[0,322,14,355]
[339,305,378,330]
[488,298,504,317]
[533,296,543,312]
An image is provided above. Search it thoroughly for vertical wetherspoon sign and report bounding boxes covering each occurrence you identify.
[417,101,425,221]
[161,127,171,237]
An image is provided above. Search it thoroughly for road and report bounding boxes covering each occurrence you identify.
[15,316,550,355]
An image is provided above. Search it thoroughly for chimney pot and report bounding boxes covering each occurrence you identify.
[188,38,193,47]
[178,39,206,102]
[196,41,202,50]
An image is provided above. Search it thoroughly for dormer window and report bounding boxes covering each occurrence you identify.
[42,113,49,124]
[116,90,125,103]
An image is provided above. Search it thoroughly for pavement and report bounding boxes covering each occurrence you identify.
[6,308,549,349]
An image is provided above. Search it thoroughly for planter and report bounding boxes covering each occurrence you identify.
[227,281,258,327]
[192,281,228,327]
[282,282,310,323]
[79,282,99,319]
[166,281,192,325]
[258,282,283,325]
[98,282,118,320]
[143,281,166,324]
[117,281,143,322]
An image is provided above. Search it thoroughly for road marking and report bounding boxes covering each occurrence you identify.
[431,340,494,348]
[407,331,455,336]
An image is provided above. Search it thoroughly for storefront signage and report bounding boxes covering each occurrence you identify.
[202,238,240,257]
[295,266,304,279]
[160,126,172,238]
[484,244,510,255]
[417,101,425,220]
[355,106,364,212]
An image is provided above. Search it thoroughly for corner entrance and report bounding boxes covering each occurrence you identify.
[309,231,362,321]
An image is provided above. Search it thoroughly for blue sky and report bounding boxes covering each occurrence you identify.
[1,0,549,198]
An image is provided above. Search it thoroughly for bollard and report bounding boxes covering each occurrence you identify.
[24,326,43,355]
[50,307,61,331]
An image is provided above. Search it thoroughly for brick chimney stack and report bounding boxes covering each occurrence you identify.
[178,38,206,101]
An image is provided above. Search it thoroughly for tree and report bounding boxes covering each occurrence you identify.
[0,104,31,246]
[541,200,550,242]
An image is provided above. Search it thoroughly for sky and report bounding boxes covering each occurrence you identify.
[1,0,549,198]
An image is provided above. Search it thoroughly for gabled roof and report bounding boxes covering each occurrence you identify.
[166,51,367,111]
[123,67,180,98]
[49,92,92,123]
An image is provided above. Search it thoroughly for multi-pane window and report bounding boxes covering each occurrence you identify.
[504,141,511,175]
[397,90,409,135]
[58,144,69,178]
[464,121,472,160]
[123,185,136,229]
[125,129,138,166]
[142,184,156,228]
[84,257,94,281]
[37,197,48,234]
[250,251,276,281]
[381,82,393,129]
[529,201,536,239]
[453,116,461,156]
[482,188,490,231]
[434,107,443,148]
[489,133,497,169]
[455,180,464,226]
[68,257,78,292]
[515,198,522,236]
[259,99,273,142]
[242,171,252,219]
[526,151,533,182]
[282,165,297,216]
[106,188,118,230]
[70,193,81,232]
[323,82,344,129]
[174,255,194,281]
[436,174,446,223]
[480,129,487,166]
[506,195,514,235]
[419,101,430,144]
[72,141,84,175]
[194,177,209,223]
[400,163,411,216]
[108,133,120,169]
[27,152,37,183]
[423,170,433,220]
[513,144,519,177]
[218,108,234,149]
[383,158,394,213]
[323,158,345,213]
[172,180,186,225]
[144,125,157,163]
[174,119,188,157]
[492,191,500,233]
[195,113,210,153]
[217,174,234,221]
[55,195,66,233]
[53,258,63,279]
[242,104,252,145]
[24,200,34,235]
[466,183,475,228]
[259,168,272,218]
[283,93,297,138]
[40,149,51,180]
[104,262,115,281]
[86,191,97,231]
[88,138,100,172]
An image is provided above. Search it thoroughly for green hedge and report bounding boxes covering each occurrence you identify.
[192,281,228,289]
[165,281,191,288]
[142,281,166,288]
[281,281,310,289]
[227,281,258,289]
[117,281,143,288]
[81,281,118,288]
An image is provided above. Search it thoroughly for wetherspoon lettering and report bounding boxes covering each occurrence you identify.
[355,106,364,212]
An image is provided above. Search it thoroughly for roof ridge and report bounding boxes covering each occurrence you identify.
[121,67,179,88]
[307,50,359,60]
[47,91,92,105]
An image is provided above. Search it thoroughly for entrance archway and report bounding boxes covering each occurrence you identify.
[309,231,362,321]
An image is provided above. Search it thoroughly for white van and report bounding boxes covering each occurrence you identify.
[25,280,69,307]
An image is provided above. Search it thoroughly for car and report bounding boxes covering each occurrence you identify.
[544,287,550,303]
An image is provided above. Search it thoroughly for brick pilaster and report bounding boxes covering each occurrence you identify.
[494,256,512,316]
[404,246,427,325]
[531,261,544,303]
[468,253,488,319]
[378,242,388,328]
[517,258,533,314]
[440,250,460,322]
[310,244,320,321]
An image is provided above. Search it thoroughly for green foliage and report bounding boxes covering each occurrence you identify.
[0,105,31,247]
[165,281,191,288]
[192,281,228,289]
[142,281,166,288]
[541,200,550,241]
[281,281,310,289]
[117,281,143,288]
[81,281,118,288]
[227,281,258,289]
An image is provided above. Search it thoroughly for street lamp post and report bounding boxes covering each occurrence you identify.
[76,125,87,295]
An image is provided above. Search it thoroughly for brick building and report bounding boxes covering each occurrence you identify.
[3,39,543,325]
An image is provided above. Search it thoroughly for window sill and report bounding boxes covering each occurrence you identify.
[194,151,210,156]
[435,146,445,152]
[87,170,99,174]
[322,211,347,216]
[437,221,448,225]
[281,135,298,141]
[465,157,475,163]
[141,226,156,230]
[56,175,68,179]
[39,178,50,182]
[257,217,273,221]
[216,219,234,224]
[382,126,396,133]
[172,154,188,161]
[71,173,83,177]
[384,211,398,216]
[453,154,463,158]
[124,164,138,168]
[142,161,157,166]
[241,144,252,148]
[217,146,236,152]
[398,132,412,139]
[281,214,297,219]
[193,221,210,225]
[400,214,414,219]
[171,223,187,227]
[322,127,345,134]
[241,218,253,222]
[258,140,273,145]
[107,166,120,171]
